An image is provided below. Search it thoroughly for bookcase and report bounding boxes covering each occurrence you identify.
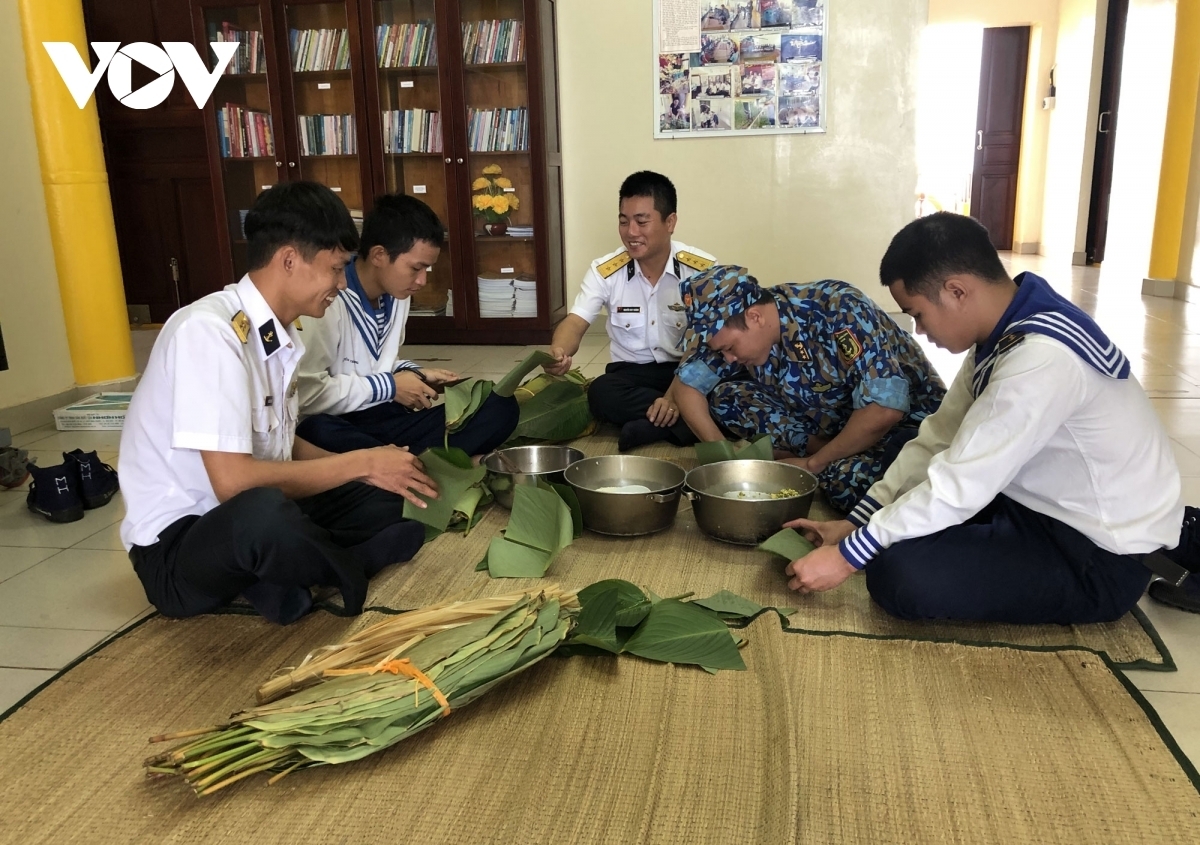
[192,0,565,344]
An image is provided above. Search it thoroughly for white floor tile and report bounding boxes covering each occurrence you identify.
[15,429,123,453]
[10,425,57,449]
[0,493,124,549]
[1140,691,1200,767]
[0,548,149,631]
[0,626,113,670]
[1170,441,1200,477]
[0,668,56,714]
[0,547,60,584]
[1127,597,1200,695]
[71,521,125,552]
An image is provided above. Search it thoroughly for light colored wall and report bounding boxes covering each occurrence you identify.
[0,0,75,410]
[1103,0,1177,279]
[928,0,1060,251]
[1040,0,1105,260]
[1179,81,1200,286]
[556,0,930,310]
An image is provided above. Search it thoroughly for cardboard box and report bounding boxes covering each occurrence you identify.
[52,393,133,431]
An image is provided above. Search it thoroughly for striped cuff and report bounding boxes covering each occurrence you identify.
[394,361,422,374]
[847,495,883,528]
[839,526,883,570]
[368,373,396,404]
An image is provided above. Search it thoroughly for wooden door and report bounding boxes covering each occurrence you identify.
[84,0,224,321]
[1085,0,1130,264]
[970,26,1029,251]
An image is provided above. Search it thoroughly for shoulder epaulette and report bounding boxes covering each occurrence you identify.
[676,251,715,273]
[597,251,632,279]
[294,318,303,331]
[231,311,251,344]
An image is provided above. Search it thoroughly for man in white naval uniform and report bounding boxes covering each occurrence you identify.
[785,212,1194,624]
[296,194,518,457]
[119,183,437,625]
[544,171,715,451]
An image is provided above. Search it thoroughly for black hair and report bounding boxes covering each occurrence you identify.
[619,171,678,219]
[724,288,775,330]
[359,193,445,261]
[244,181,359,271]
[879,212,1009,299]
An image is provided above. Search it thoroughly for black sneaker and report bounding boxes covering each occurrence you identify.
[64,449,119,509]
[26,462,84,523]
[1161,505,1200,574]
[1148,576,1200,614]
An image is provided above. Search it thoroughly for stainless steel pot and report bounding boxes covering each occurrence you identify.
[564,455,686,536]
[684,460,818,545]
[483,445,586,509]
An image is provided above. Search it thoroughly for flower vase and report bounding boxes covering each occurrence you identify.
[484,221,508,237]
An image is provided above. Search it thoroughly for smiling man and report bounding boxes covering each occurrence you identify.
[120,182,437,626]
[675,265,944,512]
[296,194,518,458]
[786,212,1196,624]
[544,171,715,451]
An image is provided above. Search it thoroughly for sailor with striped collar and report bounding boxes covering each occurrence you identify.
[785,213,1193,624]
[297,195,518,458]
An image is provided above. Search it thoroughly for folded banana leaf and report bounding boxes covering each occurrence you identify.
[483,484,576,578]
[694,433,774,465]
[445,379,494,433]
[494,350,557,397]
[757,528,817,562]
[402,447,487,533]
[513,379,594,442]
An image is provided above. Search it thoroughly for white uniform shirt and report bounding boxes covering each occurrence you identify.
[839,336,1183,568]
[297,260,418,417]
[119,276,304,550]
[570,240,715,364]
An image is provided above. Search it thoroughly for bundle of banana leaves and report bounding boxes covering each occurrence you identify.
[145,589,578,795]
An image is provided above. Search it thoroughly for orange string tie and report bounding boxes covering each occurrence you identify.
[326,659,451,715]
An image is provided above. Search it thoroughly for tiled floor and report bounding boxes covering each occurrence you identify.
[1,253,1197,767]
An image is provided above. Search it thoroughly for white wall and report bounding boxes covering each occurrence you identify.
[1179,82,1200,286]
[0,0,75,410]
[1040,0,1105,261]
[556,0,930,310]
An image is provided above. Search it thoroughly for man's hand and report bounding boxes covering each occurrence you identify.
[544,346,573,376]
[779,455,825,474]
[394,371,438,410]
[785,544,857,593]
[646,396,679,427]
[784,517,856,547]
[419,367,459,387]
[360,445,438,507]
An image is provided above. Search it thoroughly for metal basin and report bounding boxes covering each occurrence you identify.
[684,460,818,545]
[483,445,585,509]
[564,455,686,536]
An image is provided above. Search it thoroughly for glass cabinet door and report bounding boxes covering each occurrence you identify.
[281,1,368,233]
[203,4,284,280]
[458,0,537,322]
[370,0,456,319]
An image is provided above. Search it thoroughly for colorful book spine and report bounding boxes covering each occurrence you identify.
[465,107,529,152]
[289,28,351,71]
[382,109,443,153]
[461,19,525,64]
[297,114,357,155]
[375,21,437,67]
[217,104,276,158]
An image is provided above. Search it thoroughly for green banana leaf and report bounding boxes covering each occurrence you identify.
[402,447,486,532]
[621,599,747,671]
[757,528,817,562]
[694,433,775,465]
[486,485,575,579]
[494,350,557,398]
[445,378,495,432]
[548,482,583,539]
[565,583,624,653]
[513,379,593,441]
[692,589,796,621]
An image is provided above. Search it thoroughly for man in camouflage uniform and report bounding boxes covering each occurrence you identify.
[674,265,945,512]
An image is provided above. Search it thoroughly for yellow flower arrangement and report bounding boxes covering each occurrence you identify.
[471,164,521,229]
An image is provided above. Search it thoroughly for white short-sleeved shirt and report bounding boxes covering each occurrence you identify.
[119,276,304,550]
[569,240,715,364]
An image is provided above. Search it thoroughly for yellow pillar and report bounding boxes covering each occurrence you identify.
[1147,0,1200,285]
[16,0,134,385]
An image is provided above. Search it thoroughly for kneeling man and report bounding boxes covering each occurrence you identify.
[676,265,945,512]
[120,183,437,626]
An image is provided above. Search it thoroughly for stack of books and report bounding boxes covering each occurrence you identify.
[376,21,437,67]
[410,303,447,317]
[209,22,266,74]
[217,104,275,158]
[298,114,357,155]
[513,276,537,318]
[461,19,525,64]
[382,109,443,153]
[349,208,364,234]
[289,28,350,71]
[466,107,529,152]
[506,225,534,238]
[477,275,515,318]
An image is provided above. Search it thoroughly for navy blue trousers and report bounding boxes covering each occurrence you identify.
[297,392,519,456]
[865,495,1152,625]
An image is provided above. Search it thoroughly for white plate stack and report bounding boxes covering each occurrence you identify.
[478,274,515,318]
[513,276,537,318]
[507,225,534,238]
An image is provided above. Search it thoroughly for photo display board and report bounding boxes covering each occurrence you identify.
[654,0,827,138]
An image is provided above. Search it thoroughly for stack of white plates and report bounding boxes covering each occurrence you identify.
[507,226,534,238]
[513,276,537,318]
[478,275,515,318]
